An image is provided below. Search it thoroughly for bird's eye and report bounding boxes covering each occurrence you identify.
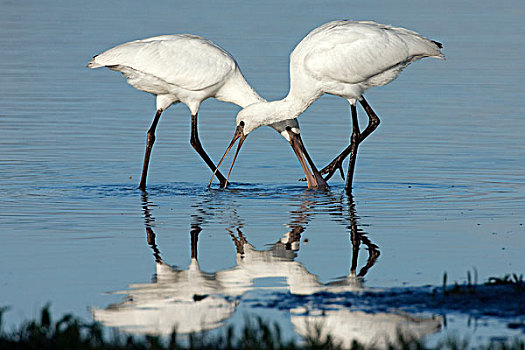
[286,126,292,131]
[239,121,245,126]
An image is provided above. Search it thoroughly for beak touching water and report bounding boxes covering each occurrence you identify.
[208,123,247,188]
[286,129,328,190]
[209,123,328,191]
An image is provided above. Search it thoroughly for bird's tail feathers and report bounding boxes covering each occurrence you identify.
[432,40,443,49]
[430,40,445,60]
[86,55,104,68]
[411,37,445,60]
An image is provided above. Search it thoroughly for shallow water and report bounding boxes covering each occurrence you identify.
[1,0,524,346]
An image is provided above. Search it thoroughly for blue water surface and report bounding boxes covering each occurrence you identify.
[1,0,524,345]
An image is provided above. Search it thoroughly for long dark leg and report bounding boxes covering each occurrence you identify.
[346,104,360,193]
[346,97,380,193]
[319,97,381,187]
[190,113,229,187]
[139,109,163,191]
[345,97,380,194]
[358,96,381,141]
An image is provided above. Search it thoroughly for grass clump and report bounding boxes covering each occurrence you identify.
[0,306,524,350]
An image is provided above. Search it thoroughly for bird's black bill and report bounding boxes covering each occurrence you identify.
[208,124,247,188]
[288,131,328,190]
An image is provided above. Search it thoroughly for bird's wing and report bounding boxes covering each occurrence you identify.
[90,35,237,91]
[303,25,410,84]
[302,21,442,85]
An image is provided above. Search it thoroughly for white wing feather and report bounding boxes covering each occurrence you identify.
[88,34,237,91]
[299,21,443,85]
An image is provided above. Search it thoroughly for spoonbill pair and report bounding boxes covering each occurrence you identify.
[88,20,444,193]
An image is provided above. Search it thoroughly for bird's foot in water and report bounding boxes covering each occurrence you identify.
[299,156,345,182]
[320,156,346,181]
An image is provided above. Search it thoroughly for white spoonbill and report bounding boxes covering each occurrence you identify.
[215,20,444,193]
[87,34,326,190]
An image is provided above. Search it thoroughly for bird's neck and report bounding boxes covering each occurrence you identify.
[278,91,318,119]
[216,71,266,108]
[258,96,314,131]
[233,83,266,108]
[280,67,323,117]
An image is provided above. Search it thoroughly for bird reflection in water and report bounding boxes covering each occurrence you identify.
[93,194,237,334]
[92,193,440,346]
[219,195,380,296]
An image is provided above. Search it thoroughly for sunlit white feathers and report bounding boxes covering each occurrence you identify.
[88,34,263,113]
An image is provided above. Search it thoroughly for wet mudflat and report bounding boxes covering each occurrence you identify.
[1,0,524,346]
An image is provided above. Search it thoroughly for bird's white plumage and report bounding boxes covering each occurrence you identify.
[91,35,235,91]
[221,20,444,190]
[237,20,444,132]
[88,34,263,113]
[88,33,306,189]
[293,21,443,99]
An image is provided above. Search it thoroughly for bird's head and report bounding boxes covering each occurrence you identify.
[233,102,282,136]
[236,103,301,139]
[209,103,327,190]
